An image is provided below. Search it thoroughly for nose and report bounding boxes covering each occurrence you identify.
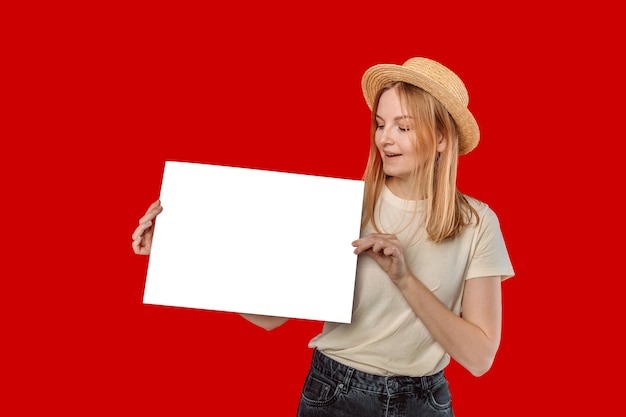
[377,127,394,147]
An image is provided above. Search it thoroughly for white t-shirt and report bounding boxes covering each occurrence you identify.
[308,185,514,376]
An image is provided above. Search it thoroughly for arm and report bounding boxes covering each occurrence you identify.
[353,233,502,377]
[398,274,501,376]
[240,314,289,331]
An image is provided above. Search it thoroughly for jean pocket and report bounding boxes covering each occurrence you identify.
[426,379,453,411]
[300,368,341,407]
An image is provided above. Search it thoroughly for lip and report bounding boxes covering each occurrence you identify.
[383,152,402,158]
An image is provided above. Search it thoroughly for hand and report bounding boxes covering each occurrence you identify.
[352,233,409,287]
[131,200,163,255]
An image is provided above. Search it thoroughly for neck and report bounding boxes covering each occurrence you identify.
[386,177,421,200]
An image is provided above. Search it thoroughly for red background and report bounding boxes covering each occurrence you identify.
[3,1,624,415]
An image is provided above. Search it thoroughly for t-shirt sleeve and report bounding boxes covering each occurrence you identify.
[465,206,515,281]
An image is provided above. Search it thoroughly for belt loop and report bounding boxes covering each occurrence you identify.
[421,370,440,391]
[339,367,354,394]
[422,374,430,392]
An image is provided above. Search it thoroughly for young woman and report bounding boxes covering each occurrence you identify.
[132,57,514,417]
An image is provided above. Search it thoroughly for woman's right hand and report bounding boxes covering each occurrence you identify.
[131,200,163,255]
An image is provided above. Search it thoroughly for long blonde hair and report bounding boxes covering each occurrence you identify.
[361,82,479,243]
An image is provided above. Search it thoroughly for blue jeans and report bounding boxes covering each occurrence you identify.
[297,349,454,417]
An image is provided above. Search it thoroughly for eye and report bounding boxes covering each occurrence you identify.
[398,126,411,132]
[377,124,385,130]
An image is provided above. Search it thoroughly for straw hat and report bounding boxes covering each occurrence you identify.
[361,57,479,155]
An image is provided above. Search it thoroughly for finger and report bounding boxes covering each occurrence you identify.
[371,238,402,258]
[353,233,397,245]
[353,233,378,244]
[131,220,153,241]
[148,199,161,210]
[131,237,144,254]
[352,239,373,254]
[383,245,402,259]
[354,237,386,255]
[372,239,384,253]
[138,204,163,224]
[140,200,161,219]
[373,237,395,254]
[353,233,403,256]
[377,235,401,248]
[359,248,376,260]
[354,235,385,252]
[144,199,162,215]
[132,231,154,254]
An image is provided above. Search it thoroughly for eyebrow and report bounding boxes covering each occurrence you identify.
[375,114,413,121]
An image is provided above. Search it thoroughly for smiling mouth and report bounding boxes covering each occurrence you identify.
[385,153,402,158]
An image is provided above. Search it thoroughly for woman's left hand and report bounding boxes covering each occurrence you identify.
[352,233,409,287]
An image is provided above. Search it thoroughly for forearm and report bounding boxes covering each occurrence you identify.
[240,314,289,331]
[399,275,500,376]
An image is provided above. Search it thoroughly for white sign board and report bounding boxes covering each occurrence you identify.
[143,161,364,323]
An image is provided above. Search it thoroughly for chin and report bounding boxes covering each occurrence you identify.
[383,168,400,177]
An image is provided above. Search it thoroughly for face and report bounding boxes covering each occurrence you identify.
[375,87,419,186]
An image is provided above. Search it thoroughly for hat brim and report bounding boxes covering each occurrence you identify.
[361,63,479,155]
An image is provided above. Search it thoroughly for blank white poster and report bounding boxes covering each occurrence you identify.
[143,161,364,323]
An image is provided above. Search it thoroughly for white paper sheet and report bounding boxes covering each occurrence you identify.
[143,161,364,323]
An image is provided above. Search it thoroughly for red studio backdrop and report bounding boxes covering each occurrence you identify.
[2,1,625,416]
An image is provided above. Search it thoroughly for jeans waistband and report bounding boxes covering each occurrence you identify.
[311,349,445,396]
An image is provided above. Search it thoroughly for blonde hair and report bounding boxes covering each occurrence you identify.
[361,82,479,243]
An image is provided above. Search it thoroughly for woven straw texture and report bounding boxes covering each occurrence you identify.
[361,57,479,155]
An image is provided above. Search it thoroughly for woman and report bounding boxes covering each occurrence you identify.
[132,57,514,416]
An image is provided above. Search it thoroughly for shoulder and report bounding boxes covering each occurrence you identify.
[462,194,501,228]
